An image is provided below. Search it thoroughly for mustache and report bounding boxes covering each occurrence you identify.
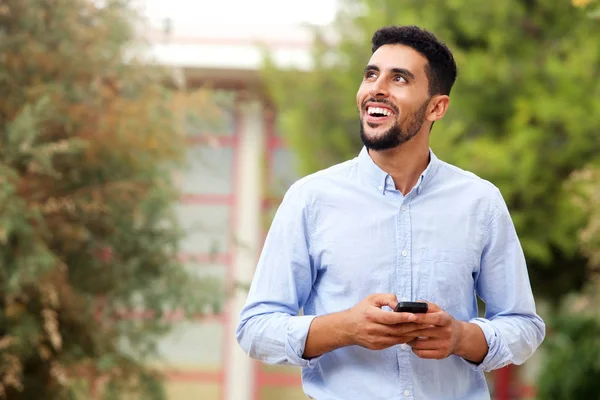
[361,98,399,114]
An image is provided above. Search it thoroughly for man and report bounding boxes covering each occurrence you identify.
[236,25,545,400]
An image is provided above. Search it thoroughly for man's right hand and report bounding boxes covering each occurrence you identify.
[344,293,428,350]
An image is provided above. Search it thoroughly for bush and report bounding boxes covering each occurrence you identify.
[536,295,600,400]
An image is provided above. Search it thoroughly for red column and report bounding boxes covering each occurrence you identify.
[495,365,513,400]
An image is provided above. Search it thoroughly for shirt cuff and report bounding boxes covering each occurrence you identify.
[467,318,512,372]
[285,315,322,367]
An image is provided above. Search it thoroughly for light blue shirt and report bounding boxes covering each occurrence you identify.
[237,147,545,400]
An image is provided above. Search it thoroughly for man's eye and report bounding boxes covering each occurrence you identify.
[365,72,377,79]
[394,75,407,83]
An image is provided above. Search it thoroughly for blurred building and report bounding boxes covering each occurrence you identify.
[145,21,312,400]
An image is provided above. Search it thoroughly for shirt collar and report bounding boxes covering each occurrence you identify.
[357,146,440,195]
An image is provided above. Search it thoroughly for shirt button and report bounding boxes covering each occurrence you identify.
[378,185,383,191]
[401,344,408,351]
[401,250,408,257]
[404,390,410,397]
[401,205,407,211]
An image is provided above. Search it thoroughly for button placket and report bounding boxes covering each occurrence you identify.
[396,198,414,398]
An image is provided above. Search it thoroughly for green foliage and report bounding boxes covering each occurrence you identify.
[572,0,600,18]
[568,165,600,274]
[0,1,222,399]
[263,0,600,301]
[536,294,600,400]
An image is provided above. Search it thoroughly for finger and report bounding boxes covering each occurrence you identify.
[411,349,447,360]
[406,327,443,338]
[381,335,420,346]
[393,336,419,345]
[417,300,442,313]
[373,310,417,325]
[390,323,432,335]
[407,338,444,350]
[379,323,430,336]
[411,311,449,327]
[364,324,415,338]
[366,335,417,350]
[368,293,400,309]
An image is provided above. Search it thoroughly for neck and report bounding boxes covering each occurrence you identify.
[368,133,430,195]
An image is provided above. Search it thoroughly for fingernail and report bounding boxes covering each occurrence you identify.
[408,314,416,322]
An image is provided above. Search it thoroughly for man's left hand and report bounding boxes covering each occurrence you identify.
[406,301,465,360]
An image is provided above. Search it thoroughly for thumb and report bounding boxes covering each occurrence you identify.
[417,300,441,313]
[369,293,399,309]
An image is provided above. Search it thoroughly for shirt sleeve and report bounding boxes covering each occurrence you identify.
[235,181,320,367]
[467,188,546,372]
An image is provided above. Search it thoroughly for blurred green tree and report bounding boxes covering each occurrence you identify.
[572,0,600,18]
[0,1,222,399]
[535,292,600,399]
[263,0,600,303]
[534,5,600,397]
[568,167,600,289]
[535,165,600,396]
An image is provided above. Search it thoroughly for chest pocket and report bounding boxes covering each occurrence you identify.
[418,248,476,313]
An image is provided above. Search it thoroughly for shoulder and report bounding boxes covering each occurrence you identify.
[285,157,358,201]
[436,160,502,199]
[435,160,513,227]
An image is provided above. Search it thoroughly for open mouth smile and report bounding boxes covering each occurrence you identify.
[365,105,396,124]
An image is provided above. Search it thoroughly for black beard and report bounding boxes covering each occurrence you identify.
[360,99,429,151]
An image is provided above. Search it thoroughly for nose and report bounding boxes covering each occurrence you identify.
[369,77,389,98]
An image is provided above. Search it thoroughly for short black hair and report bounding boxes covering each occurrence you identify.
[371,26,457,96]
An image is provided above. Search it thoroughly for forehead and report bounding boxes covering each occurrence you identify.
[368,44,428,78]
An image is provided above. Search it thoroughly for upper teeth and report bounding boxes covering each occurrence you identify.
[368,107,392,116]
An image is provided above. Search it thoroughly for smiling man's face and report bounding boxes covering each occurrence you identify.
[356,44,433,151]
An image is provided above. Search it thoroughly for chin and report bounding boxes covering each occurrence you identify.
[363,121,391,134]
[362,129,384,140]
[360,119,404,151]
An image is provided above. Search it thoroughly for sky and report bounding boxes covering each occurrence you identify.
[138,0,338,37]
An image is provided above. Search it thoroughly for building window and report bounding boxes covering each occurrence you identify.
[182,145,234,195]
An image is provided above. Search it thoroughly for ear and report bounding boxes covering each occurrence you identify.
[426,95,450,123]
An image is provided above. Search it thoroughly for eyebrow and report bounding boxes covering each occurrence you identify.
[364,65,415,81]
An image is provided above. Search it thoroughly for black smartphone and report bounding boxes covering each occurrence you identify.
[394,301,428,314]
